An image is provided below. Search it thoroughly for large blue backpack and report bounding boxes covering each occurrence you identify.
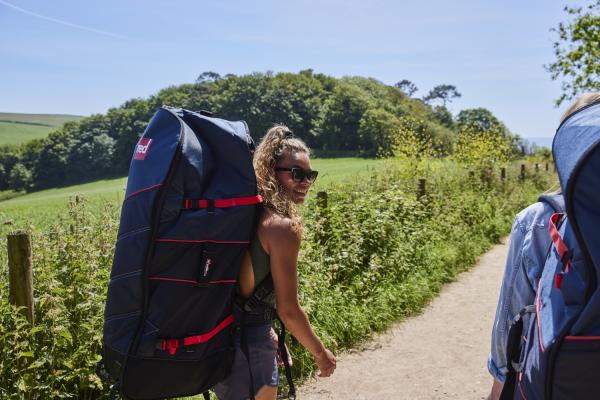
[101,107,263,399]
[501,101,600,399]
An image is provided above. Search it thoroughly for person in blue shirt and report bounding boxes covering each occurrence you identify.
[487,92,600,400]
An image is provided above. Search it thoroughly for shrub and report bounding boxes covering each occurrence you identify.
[0,159,552,398]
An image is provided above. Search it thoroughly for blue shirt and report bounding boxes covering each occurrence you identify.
[488,201,555,382]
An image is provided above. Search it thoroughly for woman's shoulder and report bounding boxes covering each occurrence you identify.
[258,209,300,243]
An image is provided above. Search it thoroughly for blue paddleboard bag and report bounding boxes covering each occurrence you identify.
[101,107,262,399]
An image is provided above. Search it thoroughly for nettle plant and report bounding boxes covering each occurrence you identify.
[0,197,118,399]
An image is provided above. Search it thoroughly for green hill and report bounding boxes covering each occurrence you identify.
[0,112,85,145]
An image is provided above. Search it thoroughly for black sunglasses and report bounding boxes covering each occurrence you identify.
[275,167,319,183]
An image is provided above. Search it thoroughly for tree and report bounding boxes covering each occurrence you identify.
[547,2,600,106]
[0,164,4,191]
[8,163,32,191]
[0,145,21,190]
[107,99,152,174]
[317,84,372,152]
[422,84,461,106]
[357,108,400,157]
[455,108,507,135]
[20,139,44,170]
[212,73,278,140]
[68,132,115,182]
[431,106,455,129]
[395,116,453,157]
[395,80,418,97]
[213,72,329,145]
[32,130,74,190]
[270,72,328,146]
[196,71,222,84]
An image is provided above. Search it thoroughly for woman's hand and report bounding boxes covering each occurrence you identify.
[313,347,336,377]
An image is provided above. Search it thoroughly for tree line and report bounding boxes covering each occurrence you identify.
[0,70,525,193]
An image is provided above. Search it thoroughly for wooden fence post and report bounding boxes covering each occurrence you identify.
[520,164,526,181]
[417,178,426,200]
[545,163,549,172]
[481,167,493,186]
[501,167,506,182]
[316,191,329,245]
[316,191,328,209]
[7,230,34,324]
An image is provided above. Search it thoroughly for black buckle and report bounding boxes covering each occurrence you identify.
[207,199,215,214]
[264,307,275,322]
[561,248,573,264]
[243,297,260,312]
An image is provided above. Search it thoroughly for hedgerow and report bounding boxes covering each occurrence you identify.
[0,158,552,398]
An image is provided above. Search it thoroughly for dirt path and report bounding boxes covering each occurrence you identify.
[298,241,508,400]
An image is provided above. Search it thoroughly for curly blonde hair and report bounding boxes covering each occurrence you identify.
[253,125,310,231]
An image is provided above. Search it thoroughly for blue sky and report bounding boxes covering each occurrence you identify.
[0,0,587,139]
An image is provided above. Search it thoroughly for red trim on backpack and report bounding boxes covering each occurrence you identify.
[156,239,250,244]
[208,279,237,284]
[554,273,565,289]
[161,315,235,355]
[149,276,237,285]
[124,184,163,201]
[518,372,528,399]
[548,213,572,273]
[564,336,600,341]
[149,277,197,284]
[182,195,263,210]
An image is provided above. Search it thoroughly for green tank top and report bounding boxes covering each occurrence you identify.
[250,235,270,283]
[249,234,276,306]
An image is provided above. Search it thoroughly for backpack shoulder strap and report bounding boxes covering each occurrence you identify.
[538,193,565,214]
[241,273,274,312]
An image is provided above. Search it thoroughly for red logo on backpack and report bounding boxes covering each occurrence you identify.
[134,137,153,160]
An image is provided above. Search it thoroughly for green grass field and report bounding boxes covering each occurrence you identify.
[0,158,391,231]
[0,112,84,145]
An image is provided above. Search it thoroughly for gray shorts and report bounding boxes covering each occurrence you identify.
[213,324,279,400]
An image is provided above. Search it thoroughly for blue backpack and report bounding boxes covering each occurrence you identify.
[100,107,263,399]
[501,101,600,400]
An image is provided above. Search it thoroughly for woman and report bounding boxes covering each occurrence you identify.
[214,125,336,400]
[486,92,600,400]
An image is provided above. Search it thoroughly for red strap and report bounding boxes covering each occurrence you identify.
[161,315,235,355]
[182,195,263,209]
[555,273,564,289]
[548,213,572,273]
[183,315,235,346]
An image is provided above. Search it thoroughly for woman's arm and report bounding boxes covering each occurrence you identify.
[488,217,524,391]
[262,215,336,376]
